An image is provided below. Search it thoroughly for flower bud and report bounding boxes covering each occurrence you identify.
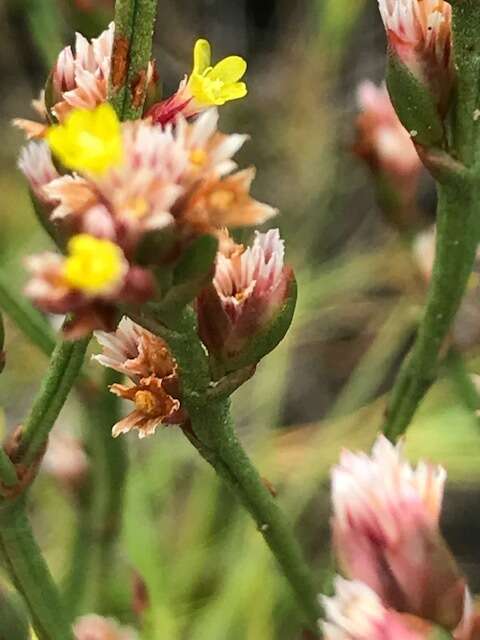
[378,0,452,145]
[196,229,296,375]
[330,436,466,630]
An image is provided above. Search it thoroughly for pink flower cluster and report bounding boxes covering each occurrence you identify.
[323,436,479,639]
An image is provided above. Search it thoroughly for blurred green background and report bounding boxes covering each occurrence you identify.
[1,1,480,638]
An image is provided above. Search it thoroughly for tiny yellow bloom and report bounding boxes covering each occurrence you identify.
[63,234,126,295]
[188,38,247,107]
[46,103,122,175]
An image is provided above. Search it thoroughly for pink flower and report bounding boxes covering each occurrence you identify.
[355,81,421,178]
[94,317,186,437]
[377,0,452,104]
[52,23,114,120]
[331,435,465,630]
[73,614,137,640]
[322,577,435,640]
[197,228,293,367]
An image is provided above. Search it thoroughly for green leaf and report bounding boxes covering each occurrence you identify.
[0,587,30,640]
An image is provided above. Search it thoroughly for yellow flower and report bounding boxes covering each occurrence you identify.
[46,103,122,175]
[63,234,127,295]
[188,39,247,106]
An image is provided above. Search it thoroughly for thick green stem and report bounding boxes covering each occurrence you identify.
[18,336,89,466]
[133,307,321,633]
[383,179,480,440]
[0,498,74,640]
[110,0,157,120]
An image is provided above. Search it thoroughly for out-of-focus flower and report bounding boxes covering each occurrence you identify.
[73,614,138,640]
[413,227,480,350]
[322,577,435,640]
[197,228,293,368]
[354,81,424,231]
[42,431,89,490]
[94,317,186,437]
[17,142,60,202]
[47,104,122,175]
[25,235,153,336]
[148,38,247,126]
[454,590,480,640]
[377,0,452,105]
[331,435,465,630]
[355,81,421,178]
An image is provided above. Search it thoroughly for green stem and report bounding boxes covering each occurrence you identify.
[0,273,55,358]
[133,307,321,633]
[110,0,157,120]
[18,336,89,466]
[383,179,480,440]
[0,498,74,640]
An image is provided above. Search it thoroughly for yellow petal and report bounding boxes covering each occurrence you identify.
[46,104,122,175]
[219,82,248,102]
[193,38,211,75]
[209,56,247,83]
[63,234,126,295]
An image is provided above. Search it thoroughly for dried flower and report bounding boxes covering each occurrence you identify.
[197,228,294,370]
[331,435,465,630]
[322,577,435,640]
[73,614,138,640]
[94,317,185,437]
[378,0,452,105]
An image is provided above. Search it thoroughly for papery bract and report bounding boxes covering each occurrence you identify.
[322,577,435,640]
[331,435,465,630]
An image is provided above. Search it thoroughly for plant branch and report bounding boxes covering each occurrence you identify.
[0,498,74,640]
[132,307,322,634]
[17,335,89,466]
[383,178,480,440]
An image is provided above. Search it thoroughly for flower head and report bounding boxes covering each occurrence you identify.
[378,0,452,105]
[331,435,465,630]
[47,103,122,175]
[74,614,138,640]
[322,577,434,640]
[94,317,186,437]
[197,229,294,369]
